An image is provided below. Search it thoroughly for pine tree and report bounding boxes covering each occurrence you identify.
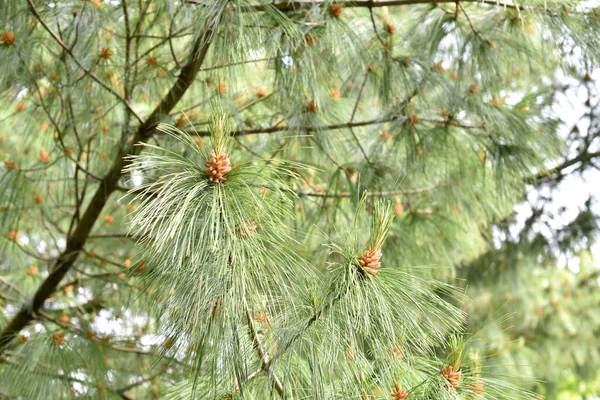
[0,0,599,399]
[462,73,600,399]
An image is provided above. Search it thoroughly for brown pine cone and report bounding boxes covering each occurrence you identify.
[1,31,15,46]
[52,332,66,346]
[440,365,461,390]
[146,56,158,66]
[407,115,420,126]
[99,47,113,60]
[305,34,315,46]
[305,100,318,113]
[329,4,342,18]
[236,219,257,236]
[385,22,396,34]
[388,344,403,360]
[211,297,223,317]
[39,150,50,163]
[329,88,341,100]
[391,384,408,400]
[7,230,19,242]
[358,246,382,276]
[255,87,268,98]
[26,264,38,276]
[4,159,17,170]
[204,151,232,183]
[255,311,271,327]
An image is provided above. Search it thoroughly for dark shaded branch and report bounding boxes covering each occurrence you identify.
[457,2,486,43]
[525,151,600,184]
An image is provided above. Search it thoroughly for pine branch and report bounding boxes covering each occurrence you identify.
[244,302,286,398]
[348,71,373,166]
[187,0,520,11]
[0,5,225,353]
[122,0,133,101]
[295,183,443,198]
[187,115,483,136]
[578,270,600,288]
[25,0,144,124]
[0,350,128,399]
[87,233,136,239]
[457,2,491,46]
[136,26,221,139]
[55,272,125,294]
[525,151,600,183]
[116,369,167,398]
[131,26,193,66]
[9,240,55,263]
[266,286,349,371]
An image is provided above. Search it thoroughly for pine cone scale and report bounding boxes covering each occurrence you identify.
[204,151,232,183]
[358,246,382,276]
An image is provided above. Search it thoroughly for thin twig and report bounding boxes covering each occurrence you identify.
[295,184,442,198]
[349,71,373,165]
[187,114,483,136]
[244,302,285,398]
[187,0,520,11]
[26,0,144,124]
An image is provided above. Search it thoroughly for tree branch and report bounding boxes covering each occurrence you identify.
[295,184,443,198]
[244,302,285,398]
[187,115,482,136]
[26,0,144,124]
[0,6,224,352]
[187,0,520,11]
[525,151,600,184]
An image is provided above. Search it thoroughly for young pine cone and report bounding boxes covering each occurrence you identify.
[235,219,257,236]
[204,151,232,183]
[440,365,461,390]
[1,31,15,46]
[471,380,484,396]
[52,332,66,346]
[391,384,408,400]
[358,246,382,276]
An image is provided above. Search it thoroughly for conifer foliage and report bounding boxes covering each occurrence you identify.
[0,0,599,399]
